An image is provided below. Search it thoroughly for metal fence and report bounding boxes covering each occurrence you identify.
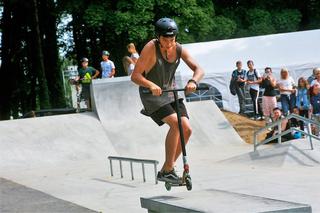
[185,84,223,108]
[254,113,320,151]
[108,156,159,184]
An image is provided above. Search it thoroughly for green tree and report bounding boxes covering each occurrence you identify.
[246,8,276,35]
[155,0,215,43]
[32,0,51,109]
[272,9,302,33]
[210,16,237,40]
[40,0,66,108]
[0,0,65,120]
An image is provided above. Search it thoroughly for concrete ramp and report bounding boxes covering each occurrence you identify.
[221,140,320,168]
[91,77,247,162]
[91,77,168,159]
[0,112,116,170]
[141,189,312,213]
[0,112,120,212]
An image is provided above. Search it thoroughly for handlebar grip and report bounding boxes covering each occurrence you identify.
[196,86,210,91]
[141,88,152,94]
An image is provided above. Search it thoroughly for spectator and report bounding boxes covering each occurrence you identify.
[76,57,100,110]
[101,50,116,78]
[122,56,135,76]
[310,83,320,136]
[231,61,246,115]
[308,67,320,85]
[291,106,303,128]
[265,107,294,143]
[277,68,296,116]
[127,43,140,64]
[245,60,262,120]
[310,68,320,86]
[290,106,303,139]
[261,67,277,124]
[296,77,310,131]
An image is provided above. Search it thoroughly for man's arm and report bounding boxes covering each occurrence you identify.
[270,76,277,87]
[237,71,246,83]
[131,40,161,96]
[252,70,262,84]
[109,62,116,77]
[180,48,204,93]
[110,68,116,77]
[92,69,100,79]
[238,77,246,83]
[254,77,262,84]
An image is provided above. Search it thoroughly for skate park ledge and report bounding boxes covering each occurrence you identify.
[140,189,311,213]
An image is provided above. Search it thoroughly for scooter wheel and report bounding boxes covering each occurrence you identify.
[165,182,171,191]
[186,177,192,191]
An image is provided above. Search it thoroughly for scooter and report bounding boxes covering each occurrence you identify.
[143,86,209,191]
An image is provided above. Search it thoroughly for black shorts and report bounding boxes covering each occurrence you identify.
[150,99,189,126]
[80,84,91,100]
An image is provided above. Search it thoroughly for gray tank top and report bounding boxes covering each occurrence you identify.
[139,40,182,115]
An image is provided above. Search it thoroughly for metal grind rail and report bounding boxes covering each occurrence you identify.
[108,156,159,184]
[254,114,320,151]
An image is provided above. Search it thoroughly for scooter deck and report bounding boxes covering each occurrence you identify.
[165,181,186,187]
[163,174,192,191]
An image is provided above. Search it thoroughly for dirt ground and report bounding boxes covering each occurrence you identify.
[222,110,268,144]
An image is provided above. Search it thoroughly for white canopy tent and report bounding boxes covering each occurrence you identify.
[178,29,320,112]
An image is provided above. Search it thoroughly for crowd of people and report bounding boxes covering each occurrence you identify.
[231,60,320,140]
[72,43,140,109]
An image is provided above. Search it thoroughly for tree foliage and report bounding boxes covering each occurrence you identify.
[211,16,237,40]
[272,9,302,33]
[0,0,320,120]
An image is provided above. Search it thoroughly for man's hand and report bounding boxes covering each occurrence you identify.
[185,81,197,94]
[237,77,245,82]
[247,81,253,84]
[150,84,162,96]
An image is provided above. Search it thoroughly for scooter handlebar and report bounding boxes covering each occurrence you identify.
[141,86,209,94]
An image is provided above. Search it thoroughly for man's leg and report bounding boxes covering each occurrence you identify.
[236,86,246,113]
[281,95,289,116]
[235,85,241,113]
[161,115,192,171]
[289,94,296,113]
[240,86,246,113]
[161,113,181,172]
[250,88,258,118]
[173,117,192,162]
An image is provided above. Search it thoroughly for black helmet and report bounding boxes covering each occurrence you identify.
[155,18,178,37]
[80,57,89,62]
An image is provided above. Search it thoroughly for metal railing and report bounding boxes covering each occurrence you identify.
[254,114,320,151]
[108,156,159,184]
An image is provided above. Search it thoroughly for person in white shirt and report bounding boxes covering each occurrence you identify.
[308,67,320,85]
[310,68,320,86]
[277,68,296,115]
[100,50,116,78]
[245,60,262,120]
[127,43,140,64]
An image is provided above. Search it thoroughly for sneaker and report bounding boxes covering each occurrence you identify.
[157,169,180,183]
[252,116,258,121]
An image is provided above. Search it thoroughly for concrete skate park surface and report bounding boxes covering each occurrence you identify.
[0,77,319,212]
